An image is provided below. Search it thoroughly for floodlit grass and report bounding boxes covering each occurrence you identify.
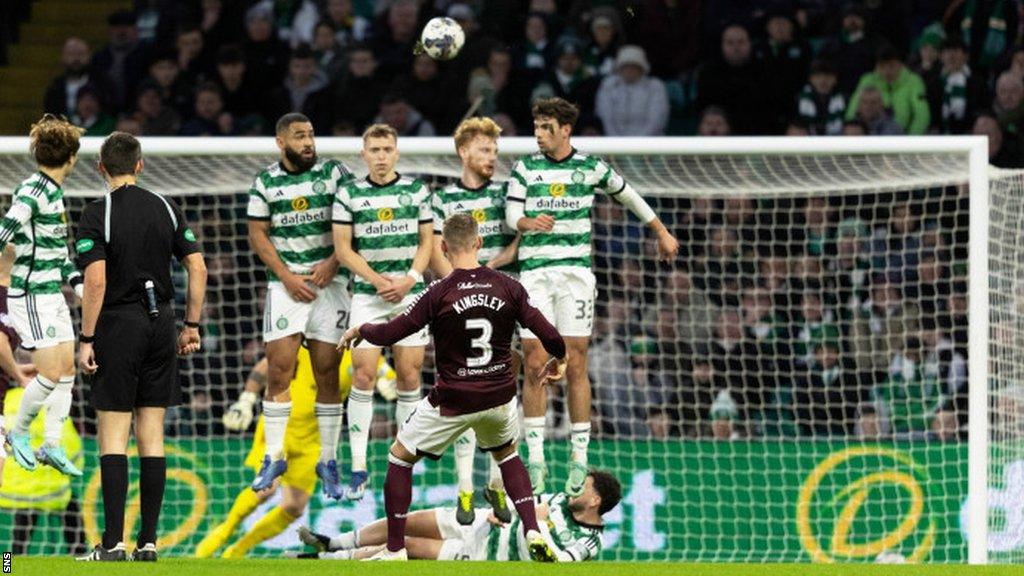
[9,558,1023,576]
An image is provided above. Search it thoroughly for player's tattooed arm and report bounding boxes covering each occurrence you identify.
[246,358,269,395]
[223,357,267,431]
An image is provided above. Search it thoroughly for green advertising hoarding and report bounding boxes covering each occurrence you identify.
[2,439,1006,562]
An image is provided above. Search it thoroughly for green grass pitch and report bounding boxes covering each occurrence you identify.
[8,559,1024,576]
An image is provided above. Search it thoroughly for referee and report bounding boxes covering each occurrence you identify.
[74,132,208,562]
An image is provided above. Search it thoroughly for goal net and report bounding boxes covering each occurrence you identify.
[0,136,1015,563]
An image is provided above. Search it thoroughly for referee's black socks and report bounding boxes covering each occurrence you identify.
[100,454,128,549]
[100,455,167,549]
[138,456,166,547]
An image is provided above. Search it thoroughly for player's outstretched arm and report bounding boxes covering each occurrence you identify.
[223,358,267,431]
[514,281,566,361]
[339,283,434,350]
[645,217,679,263]
[598,162,678,262]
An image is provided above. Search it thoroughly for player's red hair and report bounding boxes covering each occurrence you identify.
[453,117,501,151]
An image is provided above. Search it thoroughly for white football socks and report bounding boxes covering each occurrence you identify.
[43,376,74,446]
[330,530,359,551]
[523,416,546,465]
[454,429,476,493]
[262,400,291,459]
[315,402,344,462]
[395,390,420,432]
[13,375,56,435]
[570,422,591,466]
[347,388,373,472]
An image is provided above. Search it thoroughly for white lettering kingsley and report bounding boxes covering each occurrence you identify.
[452,294,506,314]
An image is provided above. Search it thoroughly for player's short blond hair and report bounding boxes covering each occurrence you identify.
[453,117,501,151]
[362,123,398,143]
[442,213,479,253]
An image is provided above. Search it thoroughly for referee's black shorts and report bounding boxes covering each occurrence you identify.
[90,302,180,412]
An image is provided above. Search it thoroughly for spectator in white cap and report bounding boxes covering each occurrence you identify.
[595,44,669,135]
[584,7,622,77]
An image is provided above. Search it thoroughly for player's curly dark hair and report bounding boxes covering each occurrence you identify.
[532,97,580,127]
[29,114,83,168]
[590,470,622,515]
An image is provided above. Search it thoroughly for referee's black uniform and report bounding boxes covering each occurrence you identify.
[76,184,200,409]
[75,182,201,561]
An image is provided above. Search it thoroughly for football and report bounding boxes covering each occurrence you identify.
[420,16,465,61]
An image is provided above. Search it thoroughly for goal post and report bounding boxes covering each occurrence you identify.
[967,141,989,566]
[0,135,1008,563]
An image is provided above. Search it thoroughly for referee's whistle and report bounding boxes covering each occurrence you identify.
[144,280,159,319]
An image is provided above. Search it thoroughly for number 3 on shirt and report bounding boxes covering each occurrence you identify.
[465,318,493,367]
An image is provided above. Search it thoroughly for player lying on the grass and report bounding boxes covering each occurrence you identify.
[1,115,86,477]
[297,469,620,561]
[429,117,521,525]
[196,347,396,558]
[336,213,567,561]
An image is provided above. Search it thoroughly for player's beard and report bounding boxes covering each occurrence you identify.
[469,157,494,181]
[567,498,586,513]
[285,145,317,172]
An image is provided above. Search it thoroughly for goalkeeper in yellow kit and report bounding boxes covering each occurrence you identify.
[195,346,396,558]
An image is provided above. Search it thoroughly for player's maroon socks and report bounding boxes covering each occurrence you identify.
[498,453,540,534]
[384,453,414,552]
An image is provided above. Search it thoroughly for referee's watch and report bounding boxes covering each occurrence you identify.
[184,321,201,329]
[79,334,95,344]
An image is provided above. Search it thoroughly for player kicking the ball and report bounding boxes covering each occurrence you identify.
[247,113,354,499]
[333,124,433,500]
[337,213,567,561]
[507,97,679,496]
[296,470,621,562]
[1,115,85,477]
[429,117,520,525]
